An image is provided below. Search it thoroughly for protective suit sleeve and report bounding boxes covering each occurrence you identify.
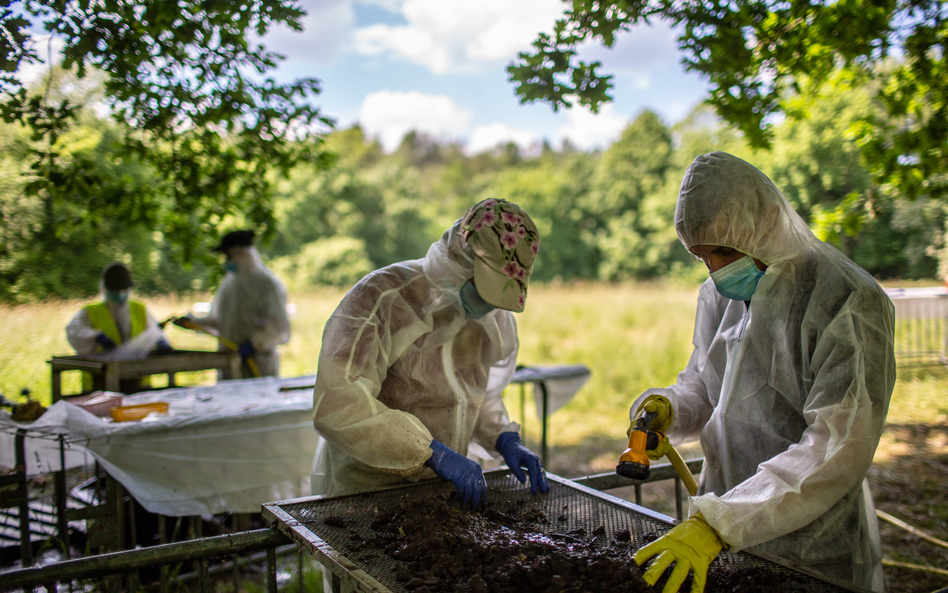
[313,281,435,478]
[631,282,723,443]
[693,304,894,551]
[248,278,290,351]
[66,308,101,355]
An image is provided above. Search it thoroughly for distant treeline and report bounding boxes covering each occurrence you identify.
[1,73,943,303]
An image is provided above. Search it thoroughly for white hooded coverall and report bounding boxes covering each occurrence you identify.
[632,152,896,592]
[311,219,520,497]
[195,246,290,378]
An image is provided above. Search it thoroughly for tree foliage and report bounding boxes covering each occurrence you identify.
[508,0,947,208]
[0,0,333,278]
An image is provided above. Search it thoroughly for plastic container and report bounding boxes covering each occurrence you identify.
[66,392,125,417]
[110,402,169,422]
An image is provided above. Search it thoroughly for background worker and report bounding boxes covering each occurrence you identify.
[631,152,895,593]
[66,261,172,392]
[179,230,290,379]
[311,198,549,512]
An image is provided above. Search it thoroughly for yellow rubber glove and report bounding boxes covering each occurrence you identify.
[633,512,725,593]
[646,432,672,461]
[632,394,673,433]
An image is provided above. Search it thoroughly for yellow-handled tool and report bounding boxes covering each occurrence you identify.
[617,409,698,496]
[163,317,260,378]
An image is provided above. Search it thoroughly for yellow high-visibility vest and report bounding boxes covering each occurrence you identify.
[82,301,148,392]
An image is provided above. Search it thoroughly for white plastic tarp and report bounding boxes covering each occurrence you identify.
[1,376,319,516]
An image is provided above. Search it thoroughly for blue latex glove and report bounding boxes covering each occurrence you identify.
[425,439,487,510]
[496,431,549,494]
[238,341,255,359]
[95,332,116,351]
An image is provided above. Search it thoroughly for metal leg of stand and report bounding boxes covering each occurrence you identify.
[674,477,683,521]
[15,431,33,567]
[56,435,70,558]
[539,381,549,467]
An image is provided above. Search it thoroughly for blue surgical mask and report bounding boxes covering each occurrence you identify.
[106,290,129,305]
[459,280,496,320]
[224,261,239,274]
[710,255,765,301]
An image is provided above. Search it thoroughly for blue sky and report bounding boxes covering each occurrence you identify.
[261,0,712,153]
[22,0,712,154]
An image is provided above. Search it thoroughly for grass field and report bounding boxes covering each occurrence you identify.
[1,281,946,591]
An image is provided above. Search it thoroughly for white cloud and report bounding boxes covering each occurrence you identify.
[467,123,536,155]
[556,102,629,151]
[576,20,679,74]
[359,90,472,150]
[261,0,355,64]
[353,0,565,74]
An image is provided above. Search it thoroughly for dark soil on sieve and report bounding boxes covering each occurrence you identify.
[325,492,786,593]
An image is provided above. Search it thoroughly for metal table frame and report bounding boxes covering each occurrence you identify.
[263,469,871,593]
[510,364,591,464]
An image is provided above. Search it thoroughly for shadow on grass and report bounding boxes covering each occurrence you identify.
[870,423,948,593]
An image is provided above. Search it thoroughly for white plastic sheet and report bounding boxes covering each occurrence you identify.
[1,376,319,516]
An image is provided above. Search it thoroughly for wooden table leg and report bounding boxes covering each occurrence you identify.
[51,366,62,403]
[105,365,120,392]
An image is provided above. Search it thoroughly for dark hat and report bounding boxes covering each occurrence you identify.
[213,230,256,252]
[102,262,133,290]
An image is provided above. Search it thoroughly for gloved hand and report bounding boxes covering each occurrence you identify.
[95,332,117,351]
[154,339,175,354]
[631,394,674,434]
[425,439,487,510]
[496,431,549,494]
[238,341,255,359]
[633,512,725,593]
[646,433,673,461]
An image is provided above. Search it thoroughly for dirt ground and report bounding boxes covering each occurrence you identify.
[534,425,948,593]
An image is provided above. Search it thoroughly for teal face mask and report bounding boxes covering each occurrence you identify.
[459,280,496,320]
[224,261,239,274]
[106,290,129,305]
[710,255,765,301]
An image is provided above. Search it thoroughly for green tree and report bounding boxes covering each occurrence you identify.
[0,0,333,294]
[509,1,947,232]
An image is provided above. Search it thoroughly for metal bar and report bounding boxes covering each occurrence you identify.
[298,546,304,593]
[15,430,32,567]
[199,559,209,593]
[232,554,240,593]
[158,517,168,593]
[674,477,683,521]
[1,528,290,590]
[56,435,70,559]
[267,546,278,593]
[540,381,549,466]
[572,458,704,492]
[634,484,641,506]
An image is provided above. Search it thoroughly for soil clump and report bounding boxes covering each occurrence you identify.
[327,492,785,593]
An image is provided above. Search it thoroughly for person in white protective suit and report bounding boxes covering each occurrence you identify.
[632,152,895,593]
[311,198,550,514]
[179,230,290,378]
[67,261,173,392]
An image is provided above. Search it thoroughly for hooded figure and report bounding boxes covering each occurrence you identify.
[311,199,548,508]
[632,152,895,592]
[189,231,290,378]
